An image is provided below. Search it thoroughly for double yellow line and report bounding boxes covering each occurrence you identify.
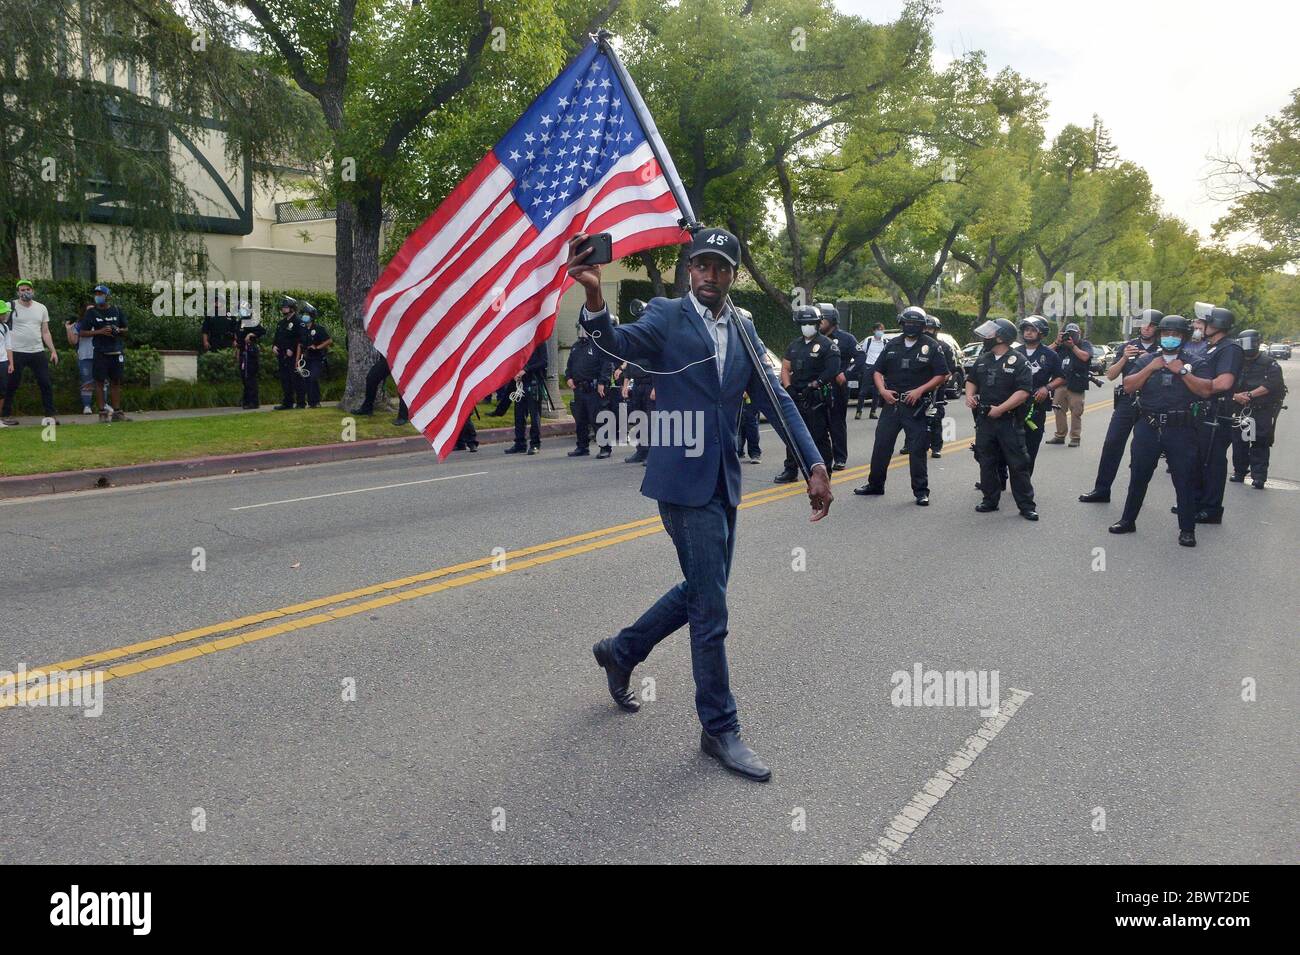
[2,400,1107,707]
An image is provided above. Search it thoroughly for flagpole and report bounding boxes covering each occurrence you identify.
[596,31,698,231]
[595,31,814,482]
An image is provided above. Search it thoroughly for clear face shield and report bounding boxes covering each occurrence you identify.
[973,320,999,341]
[1238,331,1261,356]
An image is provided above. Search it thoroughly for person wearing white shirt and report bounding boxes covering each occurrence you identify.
[1,278,60,424]
[854,322,888,419]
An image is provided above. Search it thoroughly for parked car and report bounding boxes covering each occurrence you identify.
[1268,343,1292,360]
[1089,343,1111,374]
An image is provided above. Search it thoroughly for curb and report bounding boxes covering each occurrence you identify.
[0,419,577,499]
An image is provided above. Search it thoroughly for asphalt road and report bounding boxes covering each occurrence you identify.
[2,363,1296,864]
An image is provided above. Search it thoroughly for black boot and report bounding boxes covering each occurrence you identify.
[592,639,639,712]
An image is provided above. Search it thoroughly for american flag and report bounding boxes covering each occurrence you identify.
[363,40,691,458]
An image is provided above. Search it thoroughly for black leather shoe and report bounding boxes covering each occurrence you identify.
[974,501,998,513]
[355,406,374,416]
[1252,479,1266,489]
[504,444,527,454]
[748,454,761,464]
[1228,473,1246,483]
[567,448,590,457]
[527,445,539,455]
[915,493,929,506]
[624,452,647,464]
[853,484,884,495]
[596,447,612,459]
[392,417,409,427]
[1179,530,1197,547]
[854,412,862,420]
[1194,510,1222,524]
[869,411,878,419]
[1108,520,1136,534]
[465,444,479,452]
[1170,506,1179,514]
[1078,490,1110,503]
[773,470,798,484]
[592,639,639,712]
[832,461,846,471]
[273,404,293,411]
[700,730,771,782]
[931,450,941,458]
[1020,509,1039,521]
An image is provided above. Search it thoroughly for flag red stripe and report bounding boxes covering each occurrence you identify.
[424,219,690,455]
[363,152,501,322]
[418,205,683,447]
[407,190,680,431]
[393,161,669,396]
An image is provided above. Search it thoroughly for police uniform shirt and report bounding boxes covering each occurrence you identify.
[829,329,858,376]
[784,334,840,387]
[972,348,1032,406]
[301,321,331,357]
[80,306,128,355]
[202,313,235,348]
[874,334,949,391]
[565,337,613,382]
[1192,338,1244,399]
[1131,352,1196,413]
[1117,338,1159,381]
[1239,353,1283,401]
[1019,344,1062,396]
[273,317,299,350]
[1057,340,1095,391]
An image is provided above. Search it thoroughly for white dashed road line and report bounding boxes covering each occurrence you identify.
[230,471,489,510]
[857,687,1034,865]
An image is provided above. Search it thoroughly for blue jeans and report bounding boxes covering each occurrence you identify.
[78,357,106,409]
[608,470,739,735]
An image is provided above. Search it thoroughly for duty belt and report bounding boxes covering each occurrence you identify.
[1144,410,1195,429]
[1114,384,1135,407]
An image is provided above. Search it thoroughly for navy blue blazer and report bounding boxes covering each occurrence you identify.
[579,296,823,508]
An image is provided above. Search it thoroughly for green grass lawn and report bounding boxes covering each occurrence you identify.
[0,404,520,477]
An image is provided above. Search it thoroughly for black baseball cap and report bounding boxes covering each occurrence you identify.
[687,228,740,268]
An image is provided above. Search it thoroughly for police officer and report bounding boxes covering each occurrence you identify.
[1016,316,1063,472]
[1045,322,1095,446]
[774,305,839,483]
[1228,328,1285,488]
[297,301,331,409]
[565,321,614,458]
[1108,315,1201,547]
[234,300,264,409]
[1186,305,1244,524]
[506,341,548,455]
[1078,309,1162,502]
[272,297,305,410]
[818,302,858,470]
[736,392,761,463]
[965,319,1038,520]
[853,306,949,505]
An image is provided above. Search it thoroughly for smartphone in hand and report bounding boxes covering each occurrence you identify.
[575,232,613,266]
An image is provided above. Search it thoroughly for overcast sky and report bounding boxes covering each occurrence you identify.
[842,0,1297,241]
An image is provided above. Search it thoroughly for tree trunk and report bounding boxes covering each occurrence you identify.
[637,251,667,298]
[338,179,385,410]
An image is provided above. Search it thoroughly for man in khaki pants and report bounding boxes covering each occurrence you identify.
[1045,322,1094,447]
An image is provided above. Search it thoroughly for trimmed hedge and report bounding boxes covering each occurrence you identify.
[0,276,343,352]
